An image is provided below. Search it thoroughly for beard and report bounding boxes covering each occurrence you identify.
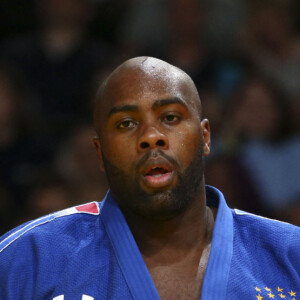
[101,144,205,220]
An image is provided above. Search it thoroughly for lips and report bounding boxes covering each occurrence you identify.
[145,165,170,176]
[140,158,176,190]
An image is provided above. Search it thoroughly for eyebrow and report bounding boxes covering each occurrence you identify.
[108,97,187,118]
[108,104,139,117]
[151,97,188,110]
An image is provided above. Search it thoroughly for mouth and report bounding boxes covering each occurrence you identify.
[146,166,170,177]
[141,163,175,190]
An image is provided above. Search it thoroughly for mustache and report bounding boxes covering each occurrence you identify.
[136,149,180,171]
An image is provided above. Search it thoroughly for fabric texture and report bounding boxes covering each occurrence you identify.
[0,186,299,299]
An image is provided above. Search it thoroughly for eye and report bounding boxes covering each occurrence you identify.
[162,113,181,124]
[117,120,137,129]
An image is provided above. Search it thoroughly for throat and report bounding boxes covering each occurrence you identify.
[137,206,215,268]
[128,205,215,299]
[146,239,212,300]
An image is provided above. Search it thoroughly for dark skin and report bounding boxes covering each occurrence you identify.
[93,57,216,300]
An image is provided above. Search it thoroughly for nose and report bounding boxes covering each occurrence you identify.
[137,125,169,152]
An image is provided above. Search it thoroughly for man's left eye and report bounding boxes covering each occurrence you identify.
[163,114,181,123]
[117,120,136,129]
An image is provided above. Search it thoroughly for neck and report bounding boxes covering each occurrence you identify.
[122,185,215,263]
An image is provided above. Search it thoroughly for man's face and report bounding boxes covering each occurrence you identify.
[94,59,210,219]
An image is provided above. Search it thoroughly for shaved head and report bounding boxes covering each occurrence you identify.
[92,56,211,219]
[94,57,202,136]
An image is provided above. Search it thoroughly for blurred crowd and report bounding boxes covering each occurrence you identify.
[0,0,299,234]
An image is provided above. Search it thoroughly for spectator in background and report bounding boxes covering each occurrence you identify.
[291,93,300,133]
[205,0,248,56]
[283,202,300,227]
[166,0,217,91]
[119,0,211,62]
[205,154,264,215]
[54,124,109,205]
[0,63,46,211]
[0,181,15,236]
[165,0,248,100]
[20,170,73,223]
[221,75,300,221]
[239,0,300,98]
[118,0,169,57]
[202,84,265,216]
[0,0,298,229]
[0,0,110,144]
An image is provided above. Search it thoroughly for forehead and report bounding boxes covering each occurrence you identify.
[100,59,199,113]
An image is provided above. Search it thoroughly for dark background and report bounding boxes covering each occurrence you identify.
[0,0,299,235]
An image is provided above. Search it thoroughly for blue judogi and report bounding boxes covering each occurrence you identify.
[0,186,299,299]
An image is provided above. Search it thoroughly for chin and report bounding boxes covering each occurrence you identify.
[131,190,191,220]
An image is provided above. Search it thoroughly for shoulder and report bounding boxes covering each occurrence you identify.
[227,209,300,291]
[231,208,300,255]
[0,202,117,299]
[232,208,299,228]
[232,208,300,234]
[0,202,102,254]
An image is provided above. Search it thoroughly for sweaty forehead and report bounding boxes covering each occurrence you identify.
[94,57,201,129]
[107,58,190,99]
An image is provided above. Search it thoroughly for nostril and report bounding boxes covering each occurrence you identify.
[156,140,165,147]
[140,142,149,149]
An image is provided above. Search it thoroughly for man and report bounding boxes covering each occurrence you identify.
[0,57,299,299]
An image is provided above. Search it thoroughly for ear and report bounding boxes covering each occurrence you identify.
[201,119,211,157]
[92,137,105,171]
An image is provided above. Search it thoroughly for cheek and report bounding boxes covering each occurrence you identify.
[170,124,202,166]
[101,135,137,171]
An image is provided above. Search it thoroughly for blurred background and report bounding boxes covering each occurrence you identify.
[0,0,299,234]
